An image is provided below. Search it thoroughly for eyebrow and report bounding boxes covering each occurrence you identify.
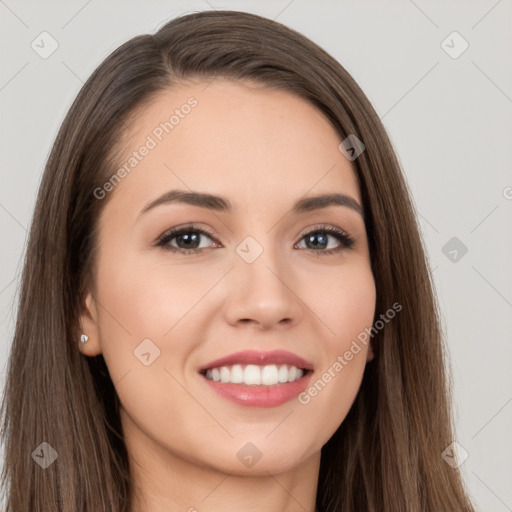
[138,189,364,219]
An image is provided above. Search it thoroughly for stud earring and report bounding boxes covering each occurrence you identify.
[80,334,89,345]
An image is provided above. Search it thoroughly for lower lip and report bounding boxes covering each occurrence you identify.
[200,371,313,408]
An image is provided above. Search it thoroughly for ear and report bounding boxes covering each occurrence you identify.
[366,341,375,362]
[78,291,102,356]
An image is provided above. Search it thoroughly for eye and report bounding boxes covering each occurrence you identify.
[156,224,219,255]
[155,223,356,256]
[295,224,356,256]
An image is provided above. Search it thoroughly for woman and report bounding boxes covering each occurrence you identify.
[0,9,475,512]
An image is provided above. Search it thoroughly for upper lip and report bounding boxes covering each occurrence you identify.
[198,350,314,372]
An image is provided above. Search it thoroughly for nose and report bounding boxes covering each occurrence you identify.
[223,243,303,330]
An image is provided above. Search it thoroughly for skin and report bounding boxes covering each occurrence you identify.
[79,79,376,512]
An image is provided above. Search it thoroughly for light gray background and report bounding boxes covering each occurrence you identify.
[1,1,511,510]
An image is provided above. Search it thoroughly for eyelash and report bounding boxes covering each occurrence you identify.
[155,223,356,256]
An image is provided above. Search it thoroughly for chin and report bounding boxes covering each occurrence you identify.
[202,442,315,476]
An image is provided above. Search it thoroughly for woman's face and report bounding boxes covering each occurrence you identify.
[80,79,376,477]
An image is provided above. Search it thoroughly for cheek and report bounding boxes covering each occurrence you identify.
[96,246,212,337]
[93,242,220,388]
[310,260,376,344]
[325,263,376,381]
[296,264,375,435]
[93,250,207,437]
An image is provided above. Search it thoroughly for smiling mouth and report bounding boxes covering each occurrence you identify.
[199,363,312,386]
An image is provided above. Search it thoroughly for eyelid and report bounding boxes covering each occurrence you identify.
[155,223,219,245]
[297,223,351,240]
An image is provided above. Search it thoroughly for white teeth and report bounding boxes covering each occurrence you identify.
[244,364,261,385]
[261,364,279,385]
[278,364,289,383]
[203,364,306,385]
[220,366,230,383]
[230,364,244,383]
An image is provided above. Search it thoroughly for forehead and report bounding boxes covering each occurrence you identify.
[108,79,361,212]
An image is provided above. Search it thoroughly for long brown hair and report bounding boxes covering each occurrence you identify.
[0,10,474,511]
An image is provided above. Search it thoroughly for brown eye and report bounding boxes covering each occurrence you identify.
[156,225,219,255]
